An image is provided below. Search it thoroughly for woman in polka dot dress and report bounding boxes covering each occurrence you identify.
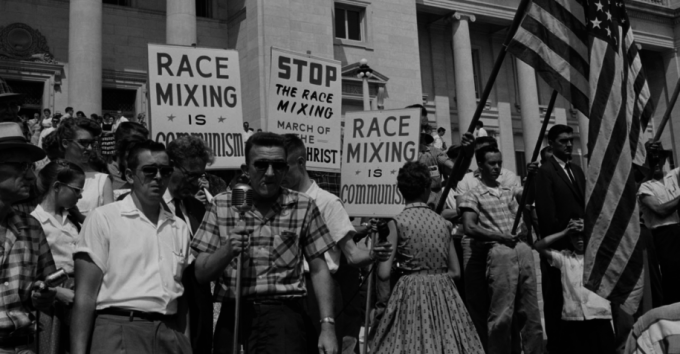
[370,161,483,354]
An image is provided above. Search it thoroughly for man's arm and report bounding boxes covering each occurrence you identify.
[533,227,570,260]
[309,257,338,354]
[70,254,103,354]
[461,210,518,247]
[639,194,680,217]
[194,229,248,285]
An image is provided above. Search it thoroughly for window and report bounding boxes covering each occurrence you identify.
[335,6,362,41]
[196,0,212,18]
[103,0,131,6]
[102,88,136,116]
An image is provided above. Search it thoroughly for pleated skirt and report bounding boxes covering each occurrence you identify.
[370,273,484,354]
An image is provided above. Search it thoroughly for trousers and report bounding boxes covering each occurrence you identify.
[89,313,191,354]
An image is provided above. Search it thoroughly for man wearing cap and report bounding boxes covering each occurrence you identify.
[0,122,58,353]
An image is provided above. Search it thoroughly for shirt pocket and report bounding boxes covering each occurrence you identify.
[271,231,299,269]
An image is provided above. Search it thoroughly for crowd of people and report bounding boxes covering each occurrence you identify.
[0,80,674,354]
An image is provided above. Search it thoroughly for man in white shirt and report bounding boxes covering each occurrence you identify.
[638,148,680,305]
[71,139,192,354]
[281,134,392,345]
[37,115,61,149]
[474,121,488,138]
[433,127,446,150]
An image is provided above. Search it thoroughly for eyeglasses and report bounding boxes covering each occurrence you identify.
[174,163,203,183]
[69,139,97,149]
[60,182,83,195]
[252,160,288,172]
[139,164,174,179]
[0,161,35,174]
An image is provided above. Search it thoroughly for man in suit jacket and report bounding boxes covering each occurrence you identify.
[534,124,585,354]
[165,136,215,354]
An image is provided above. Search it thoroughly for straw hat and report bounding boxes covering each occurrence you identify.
[0,78,21,101]
[0,122,46,161]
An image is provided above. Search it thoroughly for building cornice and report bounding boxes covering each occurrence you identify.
[417,0,515,25]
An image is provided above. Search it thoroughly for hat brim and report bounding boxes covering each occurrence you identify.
[0,142,46,162]
[0,93,22,100]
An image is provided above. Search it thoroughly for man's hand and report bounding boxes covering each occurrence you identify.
[567,219,584,234]
[194,189,208,205]
[55,287,74,305]
[318,325,338,354]
[370,241,393,262]
[526,161,539,175]
[461,132,475,158]
[497,234,519,248]
[31,282,56,310]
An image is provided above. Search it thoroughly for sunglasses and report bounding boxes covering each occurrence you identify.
[252,160,288,172]
[174,163,203,183]
[69,139,96,149]
[60,182,83,194]
[139,164,174,179]
[1,161,35,174]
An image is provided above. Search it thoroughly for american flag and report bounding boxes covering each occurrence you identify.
[508,0,654,312]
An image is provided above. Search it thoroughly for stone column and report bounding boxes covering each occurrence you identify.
[516,59,542,162]
[451,12,476,140]
[68,0,102,115]
[167,0,197,45]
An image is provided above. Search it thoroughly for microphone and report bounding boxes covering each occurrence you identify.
[232,183,254,216]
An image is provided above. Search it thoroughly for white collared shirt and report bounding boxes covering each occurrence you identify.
[552,155,574,181]
[75,195,192,314]
[31,204,79,274]
[548,249,612,321]
[302,181,355,273]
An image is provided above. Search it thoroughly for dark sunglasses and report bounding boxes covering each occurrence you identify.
[69,139,96,149]
[59,182,83,194]
[174,163,203,183]
[139,165,174,179]
[252,160,288,172]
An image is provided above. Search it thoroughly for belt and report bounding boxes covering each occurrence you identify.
[0,334,33,348]
[403,268,448,276]
[243,297,304,307]
[97,307,174,322]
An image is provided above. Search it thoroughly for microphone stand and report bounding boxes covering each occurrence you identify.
[233,212,247,354]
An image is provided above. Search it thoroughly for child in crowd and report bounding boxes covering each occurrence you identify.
[534,219,615,354]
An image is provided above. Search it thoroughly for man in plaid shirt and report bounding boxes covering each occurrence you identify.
[459,145,543,354]
[192,132,337,354]
[0,122,57,353]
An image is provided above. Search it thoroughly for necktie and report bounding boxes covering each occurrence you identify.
[565,162,577,186]
[173,199,186,222]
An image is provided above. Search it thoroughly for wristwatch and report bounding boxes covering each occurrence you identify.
[319,317,335,325]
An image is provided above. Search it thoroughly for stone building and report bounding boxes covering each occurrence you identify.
[0,0,677,174]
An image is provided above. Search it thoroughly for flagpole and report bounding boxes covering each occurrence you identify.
[653,78,680,142]
[511,90,558,236]
[436,0,534,213]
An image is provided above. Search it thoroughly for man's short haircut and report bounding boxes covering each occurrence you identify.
[397,161,431,201]
[65,107,73,113]
[282,134,306,161]
[76,111,85,117]
[475,136,498,149]
[547,124,573,142]
[540,146,553,161]
[476,121,484,128]
[43,108,51,114]
[406,104,428,118]
[475,144,501,165]
[115,122,148,144]
[245,132,286,164]
[437,127,446,133]
[56,117,102,151]
[167,135,214,166]
[125,139,167,172]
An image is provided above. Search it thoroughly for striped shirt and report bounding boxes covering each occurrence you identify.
[459,182,524,240]
[191,188,335,301]
[0,211,56,338]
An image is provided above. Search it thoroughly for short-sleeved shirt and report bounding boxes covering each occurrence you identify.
[455,168,521,197]
[638,168,680,229]
[0,211,56,337]
[76,172,110,216]
[547,249,612,321]
[191,188,335,301]
[303,181,355,273]
[458,182,524,241]
[31,205,79,274]
[75,195,192,315]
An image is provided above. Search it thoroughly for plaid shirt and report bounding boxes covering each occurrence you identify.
[0,210,56,338]
[459,182,525,239]
[191,188,335,301]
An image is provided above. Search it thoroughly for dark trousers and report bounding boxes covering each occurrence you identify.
[90,313,191,354]
[651,223,680,305]
[558,319,615,354]
[540,256,564,353]
[214,298,310,354]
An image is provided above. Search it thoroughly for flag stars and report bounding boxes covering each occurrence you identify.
[595,1,604,11]
[591,17,602,28]
[605,27,611,37]
[605,10,612,21]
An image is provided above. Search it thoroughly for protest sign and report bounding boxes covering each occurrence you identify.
[340,108,421,217]
[147,43,245,169]
[267,47,342,172]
